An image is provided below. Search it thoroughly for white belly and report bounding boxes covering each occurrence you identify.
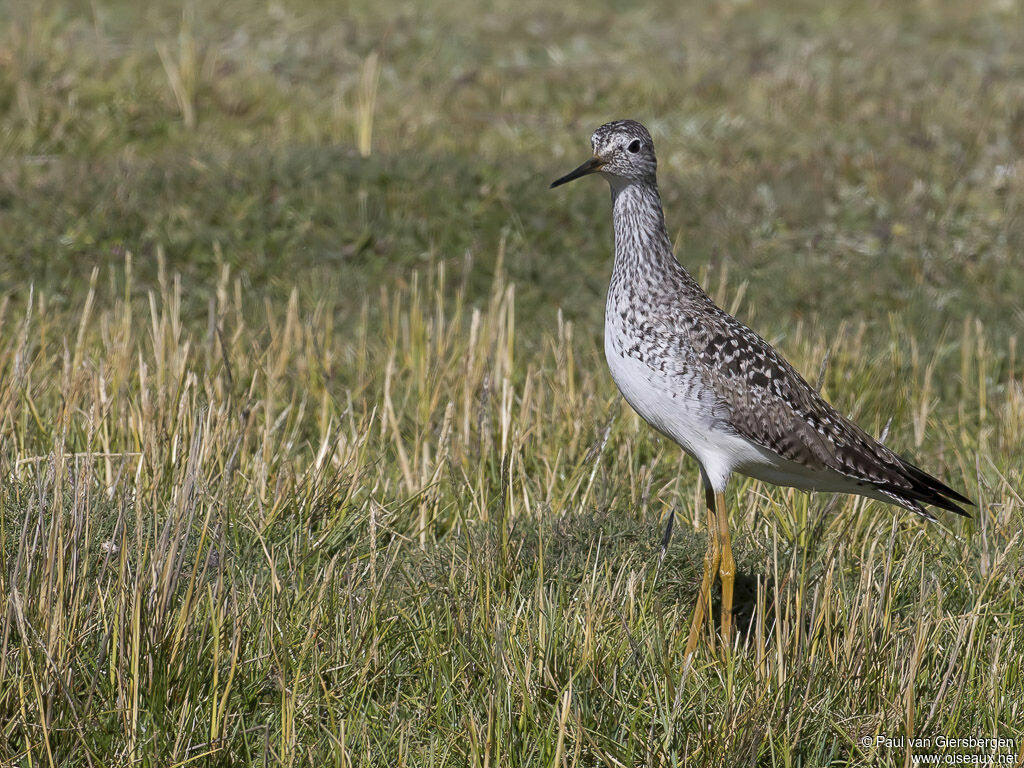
[604,323,772,490]
[604,322,875,496]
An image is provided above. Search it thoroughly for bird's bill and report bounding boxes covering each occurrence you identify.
[549,156,604,188]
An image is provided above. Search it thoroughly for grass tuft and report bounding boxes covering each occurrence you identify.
[0,255,1020,765]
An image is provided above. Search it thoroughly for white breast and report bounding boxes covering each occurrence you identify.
[604,319,774,491]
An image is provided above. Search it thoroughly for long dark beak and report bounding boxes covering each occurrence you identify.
[550,156,604,189]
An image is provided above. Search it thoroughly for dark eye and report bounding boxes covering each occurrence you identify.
[627,139,642,153]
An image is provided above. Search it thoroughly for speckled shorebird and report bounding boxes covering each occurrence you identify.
[550,119,971,655]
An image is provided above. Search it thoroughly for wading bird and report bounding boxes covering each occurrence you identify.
[550,119,971,655]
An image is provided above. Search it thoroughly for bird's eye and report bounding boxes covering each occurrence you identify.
[627,139,642,153]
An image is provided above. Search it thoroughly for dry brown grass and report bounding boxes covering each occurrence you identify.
[0,253,1020,765]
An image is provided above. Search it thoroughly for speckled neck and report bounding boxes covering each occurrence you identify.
[609,179,703,297]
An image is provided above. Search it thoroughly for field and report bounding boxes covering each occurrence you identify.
[1,0,1022,765]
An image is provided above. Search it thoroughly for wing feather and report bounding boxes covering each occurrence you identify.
[685,307,971,519]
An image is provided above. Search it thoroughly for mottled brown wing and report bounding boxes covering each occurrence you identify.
[687,308,971,518]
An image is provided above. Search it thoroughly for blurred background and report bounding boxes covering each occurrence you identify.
[3,0,1022,347]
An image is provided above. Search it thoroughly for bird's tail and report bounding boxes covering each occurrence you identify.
[876,457,973,520]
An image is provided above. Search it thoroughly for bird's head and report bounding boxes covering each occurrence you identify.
[550,119,657,189]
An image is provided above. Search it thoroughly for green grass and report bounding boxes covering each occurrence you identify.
[0,0,1022,765]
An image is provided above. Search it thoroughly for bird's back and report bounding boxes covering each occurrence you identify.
[605,256,969,517]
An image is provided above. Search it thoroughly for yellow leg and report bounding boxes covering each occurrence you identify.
[716,491,735,649]
[684,501,720,659]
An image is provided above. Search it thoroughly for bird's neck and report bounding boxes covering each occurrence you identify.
[609,179,689,287]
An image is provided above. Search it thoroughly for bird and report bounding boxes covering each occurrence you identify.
[550,119,971,656]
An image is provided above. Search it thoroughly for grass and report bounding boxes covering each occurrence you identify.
[0,0,1022,765]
